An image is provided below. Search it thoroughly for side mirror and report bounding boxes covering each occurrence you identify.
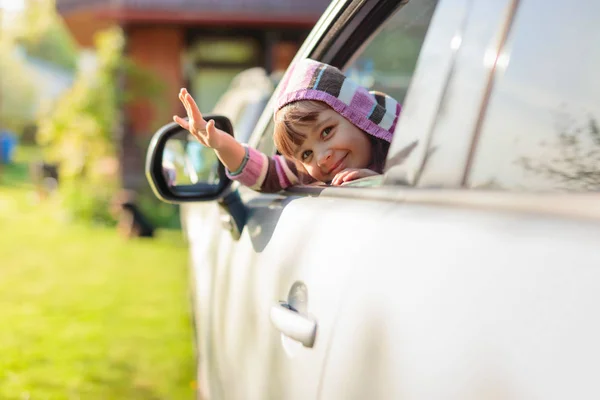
[145,115,234,203]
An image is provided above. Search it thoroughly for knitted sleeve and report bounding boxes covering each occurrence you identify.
[225,145,309,193]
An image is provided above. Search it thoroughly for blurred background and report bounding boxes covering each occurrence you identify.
[0,0,328,397]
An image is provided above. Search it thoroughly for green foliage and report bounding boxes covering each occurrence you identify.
[0,40,38,134]
[36,27,122,224]
[138,190,182,230]
[37,26,167,225]
[13,0,78,72]
[0,0,76,136]
[59,180,120,225]
[122,58,169,111]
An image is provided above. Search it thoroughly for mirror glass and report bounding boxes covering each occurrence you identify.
[162,129,220,188]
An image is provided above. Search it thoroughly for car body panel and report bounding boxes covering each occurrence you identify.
[205,194,406,399]
[320,200,600,399]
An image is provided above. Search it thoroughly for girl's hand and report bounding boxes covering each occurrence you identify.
[331,168,379,186]
[173,88,227,150]
[173,88,247,174]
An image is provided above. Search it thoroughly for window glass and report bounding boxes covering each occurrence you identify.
[467,1,600,191]
[192,68,247,113]
[346,0,439,104]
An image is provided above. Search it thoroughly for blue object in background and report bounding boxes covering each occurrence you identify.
[0,131,17,164]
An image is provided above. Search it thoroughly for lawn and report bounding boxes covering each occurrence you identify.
[0,147,195,399]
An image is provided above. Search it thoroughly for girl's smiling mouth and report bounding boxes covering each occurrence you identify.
[326,153,348,177]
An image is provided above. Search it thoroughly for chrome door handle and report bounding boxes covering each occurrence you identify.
[270,302,317,348]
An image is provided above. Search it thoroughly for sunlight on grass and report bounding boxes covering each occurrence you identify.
[0,147,195,399]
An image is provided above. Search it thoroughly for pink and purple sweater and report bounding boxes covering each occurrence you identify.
[225,145,310,193]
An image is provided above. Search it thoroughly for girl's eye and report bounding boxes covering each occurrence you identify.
[321,127,332,139]
[301,150,313,161]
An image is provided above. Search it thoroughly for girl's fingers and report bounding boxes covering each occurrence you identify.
[179,89,188,111]
[180,88,190,101]
[332,168,361,185]
[179,89,205,125]
[181,93,194,120]
[173,115,189,130]
[342,171,361,182]
[206,119,215,134]
[331,171,348,186]
[180,90,196,123]
[185,93,204,122]
[332,172,342,185]
[177,89,211,146]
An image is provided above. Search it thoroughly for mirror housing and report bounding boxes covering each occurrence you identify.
[145,115,234,203]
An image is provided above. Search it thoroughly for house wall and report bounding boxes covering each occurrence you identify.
[117,26,185,190]
[126,26,185,136]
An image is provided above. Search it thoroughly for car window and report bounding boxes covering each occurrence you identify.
[466,0,600,191]
[256,0,441,178]
[345,0,439,104]
[235,98,269,143]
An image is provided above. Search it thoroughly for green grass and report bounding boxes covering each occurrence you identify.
[0,147,195,399]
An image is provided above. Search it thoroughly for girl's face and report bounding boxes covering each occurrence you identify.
[292,109,373,183]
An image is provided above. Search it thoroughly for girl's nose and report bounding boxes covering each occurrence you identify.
[317,149,333,169]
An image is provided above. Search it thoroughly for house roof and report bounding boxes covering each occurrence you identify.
[57,0,330,21]
[57,0,330,46]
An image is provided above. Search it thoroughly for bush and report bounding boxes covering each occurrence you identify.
[0,41,38,135]
[138,190,182,230]
[36,26,166,226]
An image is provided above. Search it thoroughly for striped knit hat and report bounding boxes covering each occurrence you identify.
[275,58,401,143]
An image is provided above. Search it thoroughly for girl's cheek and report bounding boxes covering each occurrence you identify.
[304,164,319,179]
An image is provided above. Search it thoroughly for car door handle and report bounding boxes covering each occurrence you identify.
[270,302,317,348]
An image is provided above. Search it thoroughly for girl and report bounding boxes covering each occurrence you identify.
[173,58,401,192]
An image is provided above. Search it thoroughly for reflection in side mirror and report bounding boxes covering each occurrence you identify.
[146,115,234,203]
[162,132,221,188]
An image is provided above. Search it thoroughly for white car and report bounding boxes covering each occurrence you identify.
[147,0,600,398]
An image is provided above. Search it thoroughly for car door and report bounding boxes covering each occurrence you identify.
[320,0,600,399]
[202,2,410,399]
[183,0,459,398]
[181,1,378,398]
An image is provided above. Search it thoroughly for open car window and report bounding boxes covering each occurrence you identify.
[255,0,442,189]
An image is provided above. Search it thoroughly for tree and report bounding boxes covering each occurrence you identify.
[12,0,78,72]
[36,26,167,224]
[35,27,123,222]
[0,25,38,134]
[518,114,600,191]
